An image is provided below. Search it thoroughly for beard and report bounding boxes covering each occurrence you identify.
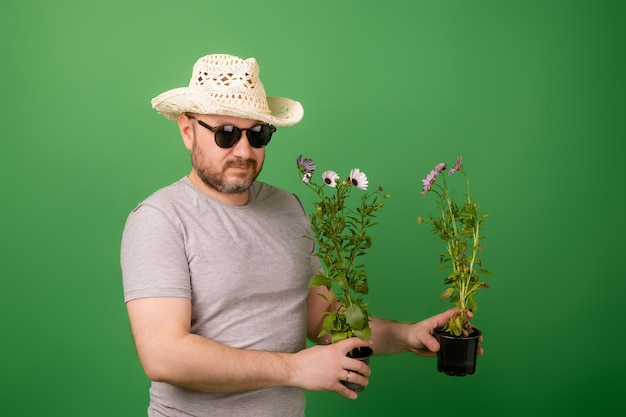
[190,138,262,194]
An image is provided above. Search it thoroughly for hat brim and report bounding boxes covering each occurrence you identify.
[151,87,304,127]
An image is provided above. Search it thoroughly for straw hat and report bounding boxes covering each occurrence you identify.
[151,54,304,126]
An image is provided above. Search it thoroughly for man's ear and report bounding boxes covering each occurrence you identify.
[178,114,194,151]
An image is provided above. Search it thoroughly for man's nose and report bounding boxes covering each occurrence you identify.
[231,131,255,157]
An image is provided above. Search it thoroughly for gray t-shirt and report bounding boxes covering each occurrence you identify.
[121,177,319,417]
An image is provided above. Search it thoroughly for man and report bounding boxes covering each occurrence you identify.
[121,53,481,417]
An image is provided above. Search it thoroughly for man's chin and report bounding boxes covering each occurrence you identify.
[219,177,256,194]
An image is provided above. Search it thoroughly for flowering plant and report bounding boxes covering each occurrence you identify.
[418,156,490,337]
[296,155,389,343]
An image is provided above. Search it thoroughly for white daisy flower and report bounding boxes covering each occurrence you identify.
[302,172,312,184]
[322,170,340,187]
[348,168,368,190]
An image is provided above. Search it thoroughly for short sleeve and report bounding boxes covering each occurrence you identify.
[120,204,191,302]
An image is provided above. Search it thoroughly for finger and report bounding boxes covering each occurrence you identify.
[344,358,371,377]
[336,383,359,400]
[435,307,460,327]
[410,348,436,358]
[345,369,369,388]
[335,371,369,400]
[419,330,441,353]
[337,337,373,354]
[334,370,360,400]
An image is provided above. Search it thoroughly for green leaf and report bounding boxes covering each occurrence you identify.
[446,315,463,336]
[346,304,365,329]
[322,312,337,333]
[336,270,349,290]
[308,274,331,288]
[440,287,455,301]
[353,327,371,340]
[331,331,349,343]
[352,279,369,294]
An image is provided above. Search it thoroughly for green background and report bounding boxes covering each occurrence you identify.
[2,0,624,415]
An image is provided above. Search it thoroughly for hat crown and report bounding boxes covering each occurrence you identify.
[151,53,303,126]
[189,54,270,114]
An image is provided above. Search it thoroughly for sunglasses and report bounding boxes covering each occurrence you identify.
[188,116,275,149]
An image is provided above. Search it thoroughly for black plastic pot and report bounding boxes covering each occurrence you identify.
[342,346,373,392]
[433,327,481,376]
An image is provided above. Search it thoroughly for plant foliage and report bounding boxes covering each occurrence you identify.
[418,157,491,337]
[297,155,389,343]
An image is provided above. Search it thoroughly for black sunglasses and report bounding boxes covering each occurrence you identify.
[188,116,275,149]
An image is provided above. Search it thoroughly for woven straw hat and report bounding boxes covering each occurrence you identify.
[151,54,304,126]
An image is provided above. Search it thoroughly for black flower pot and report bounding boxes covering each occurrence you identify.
[342,346,373,392]
[433,327,481,376]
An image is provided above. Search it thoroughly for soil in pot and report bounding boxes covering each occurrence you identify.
[341,346,373,392]
[433,327,481,376]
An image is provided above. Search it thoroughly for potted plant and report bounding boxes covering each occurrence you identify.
[418,156,490,376]
[296,155,389,391]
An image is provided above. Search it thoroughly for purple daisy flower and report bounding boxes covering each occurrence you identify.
[448,156,463,175]
[296,154,316,174]
[421,169,438,196]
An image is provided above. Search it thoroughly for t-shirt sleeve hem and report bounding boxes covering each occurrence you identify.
[124,288,191,303]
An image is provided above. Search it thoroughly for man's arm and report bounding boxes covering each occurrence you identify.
[369,309,484,356]
[305,285,334,344]
[126,296,372,399]
[304,287,483,357]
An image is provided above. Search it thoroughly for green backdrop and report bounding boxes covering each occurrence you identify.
[2,0,624,415]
